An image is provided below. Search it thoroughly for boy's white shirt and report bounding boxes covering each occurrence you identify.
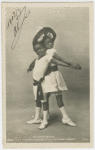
[33,48,57,81]
[33,54,52,81]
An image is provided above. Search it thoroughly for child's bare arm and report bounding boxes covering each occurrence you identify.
[27,59,36,72]
[54,53,71,65]
[51,58,70,67]
[53,53,82,70]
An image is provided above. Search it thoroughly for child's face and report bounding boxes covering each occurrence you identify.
[34,44,46,57]
[44,38,54,49]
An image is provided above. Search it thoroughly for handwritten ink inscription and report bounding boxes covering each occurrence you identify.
[7,6,30,50]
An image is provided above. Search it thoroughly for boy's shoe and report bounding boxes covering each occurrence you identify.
[39,121,48,130]
[27,119,42,124]
[62,118,76,127]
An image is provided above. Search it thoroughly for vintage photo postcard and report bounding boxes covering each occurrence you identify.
[2,2,94,149]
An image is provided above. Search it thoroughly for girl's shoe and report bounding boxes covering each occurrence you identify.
[27,119,42,124]
[62,118,76,127]
[39,121,48,130]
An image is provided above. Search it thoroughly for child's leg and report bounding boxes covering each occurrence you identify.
[39,95,49,129]
[56,94,76,126]
[47,93,50,119]
[27,100,41,124]
[35,100,41,119]
[56,95,69,119]
[47,93,56,120]
[43,102,49,122]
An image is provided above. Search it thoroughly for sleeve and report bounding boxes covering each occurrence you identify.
[46,48,57,57]
[46,55,52,62]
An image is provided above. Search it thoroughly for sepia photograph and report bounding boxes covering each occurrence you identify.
[2,2,93,148]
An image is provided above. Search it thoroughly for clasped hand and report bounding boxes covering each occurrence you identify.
[70,63,82,70]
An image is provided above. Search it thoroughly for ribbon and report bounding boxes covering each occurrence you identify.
[33,78,44,102]
[33,65,58,102]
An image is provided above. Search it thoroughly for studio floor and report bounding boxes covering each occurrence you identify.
[6,88,90,143]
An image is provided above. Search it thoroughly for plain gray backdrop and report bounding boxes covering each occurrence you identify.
[6,7,89,143]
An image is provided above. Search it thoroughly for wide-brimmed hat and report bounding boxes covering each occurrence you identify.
[32,27,56,47]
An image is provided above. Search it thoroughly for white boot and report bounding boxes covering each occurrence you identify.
[39,111,48,130]
[27,107,41,124]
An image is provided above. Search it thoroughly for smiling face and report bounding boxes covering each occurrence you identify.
[44,38,54,49]
[34,44,46,57]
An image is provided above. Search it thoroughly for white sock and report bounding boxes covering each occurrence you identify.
[34,107,41,120]
[43,111,48,122]
[59,106,70,120]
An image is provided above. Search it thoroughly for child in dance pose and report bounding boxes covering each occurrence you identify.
[27,42,71,129]
[27,27,81,129]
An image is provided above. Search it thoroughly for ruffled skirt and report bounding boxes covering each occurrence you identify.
[33,71,68,100]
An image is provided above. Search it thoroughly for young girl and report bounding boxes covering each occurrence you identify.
[27,27,81,129]
[27,42,71,129]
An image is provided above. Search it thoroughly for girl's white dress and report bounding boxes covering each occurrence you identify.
[43,48,68,94]
[33,49,68,101]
